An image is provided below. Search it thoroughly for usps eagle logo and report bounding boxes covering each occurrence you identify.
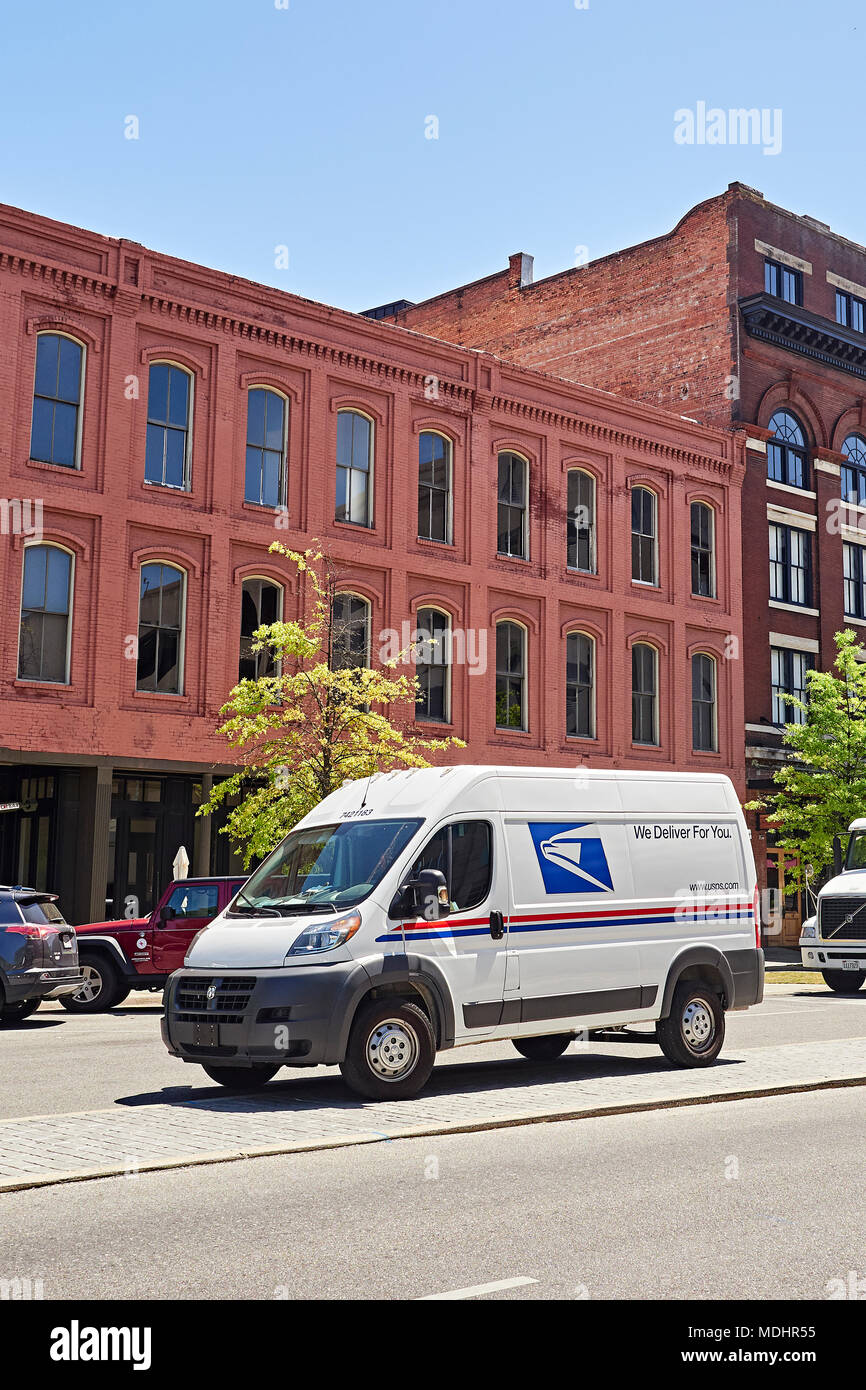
[528,822,614,895]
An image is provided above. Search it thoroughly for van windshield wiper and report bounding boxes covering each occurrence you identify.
[227,890,283,918]
[270,898,347,914]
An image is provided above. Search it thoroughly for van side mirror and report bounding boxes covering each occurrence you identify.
[388,868,450,922]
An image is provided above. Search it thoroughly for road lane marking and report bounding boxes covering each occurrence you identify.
[417,1277,537,1300]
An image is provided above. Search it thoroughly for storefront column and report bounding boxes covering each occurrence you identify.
[194,774,213,876]
[78,765,113,923]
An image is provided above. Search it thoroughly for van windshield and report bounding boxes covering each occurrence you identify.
[231,818,423,917]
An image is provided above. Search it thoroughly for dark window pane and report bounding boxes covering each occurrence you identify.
[145,424,165,483]
[247,389,266,448]
[167,368,189,428]
[22,546,47,611]
[163,429,186,488]
[147,364,169,424]
[57,337,82,403]
[245,447,262,503]
[30,397,53,462]
[44,548,71,613]
[264,392,285,451]
[34,335,60,398]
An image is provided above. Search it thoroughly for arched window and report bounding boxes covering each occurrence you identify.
[145,363,192,489]
[336,411,373,527]
[137,562,185,693]
[418,432,452,544]
[331,593,370,670]
[566,632,595,738]
[692,653,717,752]
[567,470,595,573]
[414,607,451,723]
[30,333,84,468]
[767,410,808,489]
[690,502,715,598]
[632,642,658,746]
[631,487,657,585]
[497,452,528,559]
[239,579,283,681]
[245,389,288,508]
[18,544,73,683]
[841,434,866,506]
[495,621,526,729]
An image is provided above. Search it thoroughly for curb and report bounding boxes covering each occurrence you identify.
[3,1072,866,1195]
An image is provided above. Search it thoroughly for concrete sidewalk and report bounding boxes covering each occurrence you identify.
[2,1033,865,1193]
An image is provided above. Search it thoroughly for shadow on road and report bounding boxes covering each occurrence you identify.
[116,1045,744,1115]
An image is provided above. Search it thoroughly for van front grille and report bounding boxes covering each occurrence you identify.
[174,976,256,1023]
[819,898,866,940]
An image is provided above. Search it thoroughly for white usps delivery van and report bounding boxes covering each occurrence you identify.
[162,766,762,1099]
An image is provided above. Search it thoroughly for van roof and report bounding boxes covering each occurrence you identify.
[299,765,739,827]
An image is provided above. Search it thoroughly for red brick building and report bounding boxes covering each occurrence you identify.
[0,202,745,924]
[391,183,866,938]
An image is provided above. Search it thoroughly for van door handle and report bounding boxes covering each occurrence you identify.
[489,911,505,941]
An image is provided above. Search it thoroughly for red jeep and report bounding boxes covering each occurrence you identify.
[62,876,246,1013]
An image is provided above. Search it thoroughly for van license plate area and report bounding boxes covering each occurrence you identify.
[192,1021,220,1047]
[842,960,861,971]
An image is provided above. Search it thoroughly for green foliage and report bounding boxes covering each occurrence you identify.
[201,544,464,865]
[747,630,866,886]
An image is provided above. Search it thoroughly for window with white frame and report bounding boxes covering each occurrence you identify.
[497,452,528,559]
[414,607,451,723]
[145,363,192,489]
[30,333,84,468]
[330,593,370,670]
[567,470,595,573]
[841,434,866,507]
[844,542,866,619]
[692,653,717,752]
[18,544,73,683]
[418,433,452,543]
[771,647,812,725]
[632,642,658,745]
[137,562,185,693]
[769,523,811,606]
[245,389,287,508]
[566,631,595,738]
[495,621,526,729]
[239,579,283,681]
[336,411,373,527]
[691,502,715,598]
[631,487,657,585]
[767,410,808,489]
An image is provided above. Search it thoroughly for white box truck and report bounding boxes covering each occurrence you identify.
[800,817,866,992]
[162,766,763,1099]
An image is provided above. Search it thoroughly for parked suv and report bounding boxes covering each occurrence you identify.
[0,886,83,1023]
[63,876,247,1013]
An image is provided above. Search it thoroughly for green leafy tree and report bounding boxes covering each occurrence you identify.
[748,629,866,886]
[200,543,464,865]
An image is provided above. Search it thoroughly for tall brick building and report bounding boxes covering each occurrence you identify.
[0,203,745,925]
[391,183,866,937]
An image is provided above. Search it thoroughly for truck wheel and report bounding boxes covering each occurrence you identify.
[822,970,866,994]
[340,998,435,1100]
[513,1034,571,1061]
[657,982,725,1067]
[201,1064,279,1090]
[59,956,125,1013]
[1,998,41,1024]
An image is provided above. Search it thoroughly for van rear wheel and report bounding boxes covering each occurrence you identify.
[822,970,866,994]
[340,999,435,1100]
[513,1035,571,1062]
[657,982,725,1067]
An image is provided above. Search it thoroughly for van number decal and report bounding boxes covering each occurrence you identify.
[528,823,614,895]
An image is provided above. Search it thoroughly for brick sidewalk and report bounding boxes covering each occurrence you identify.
[2,1034,866,1191]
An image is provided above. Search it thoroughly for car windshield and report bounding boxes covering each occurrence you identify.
[847,832,866,871]
[230,818,423,917]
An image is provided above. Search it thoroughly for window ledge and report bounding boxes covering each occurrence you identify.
[131,689,190,704]
[566,566,600,581]
[765,479,817,500]
[13,678,73,693]
[843,615,866,628]
[768,600,819,616]
[25,458,82,475]
[415,536,455,549]
[493,726,532,737]
[495,553,531,566]
[241,500,285,516]
[141,480,194,498]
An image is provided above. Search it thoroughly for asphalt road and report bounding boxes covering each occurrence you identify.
[3,983,865,1121]
[1,1084,862,1300]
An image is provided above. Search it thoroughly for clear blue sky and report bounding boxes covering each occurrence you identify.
[1,0,863,313]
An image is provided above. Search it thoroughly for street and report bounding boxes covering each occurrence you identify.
[2,983,866,1300]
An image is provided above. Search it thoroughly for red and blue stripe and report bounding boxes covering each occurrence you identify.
[374,900,755,943]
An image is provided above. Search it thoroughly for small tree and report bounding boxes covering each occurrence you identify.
[749,629,866,886]
[201,544,463,865]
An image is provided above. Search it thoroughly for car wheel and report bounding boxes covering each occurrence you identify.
[512,1034,572,1061]
[201,1065,279,1090]
[822,970,866,994]
[0,998,41,1024]
[657,981,725,1067]
[340,998,435,1100]
[59,956,124,1013]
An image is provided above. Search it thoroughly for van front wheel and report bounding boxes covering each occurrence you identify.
[657,983,725,1067]
[340,999,435,1100]
[513,1035,571,1062]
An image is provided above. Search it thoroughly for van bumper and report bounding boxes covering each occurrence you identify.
[162,963,361,1068]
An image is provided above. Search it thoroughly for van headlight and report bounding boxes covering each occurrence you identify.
[286,911,362,956]
[801,918,818,940]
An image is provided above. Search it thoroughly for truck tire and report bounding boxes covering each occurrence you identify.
[340,998,435,1100]
[822,970,866,994]
[513,1034,571,1061]
[59,955,126,1013]
[0,998,41,1024]
[657,981,725,1067]
[201,1064,279,1090]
